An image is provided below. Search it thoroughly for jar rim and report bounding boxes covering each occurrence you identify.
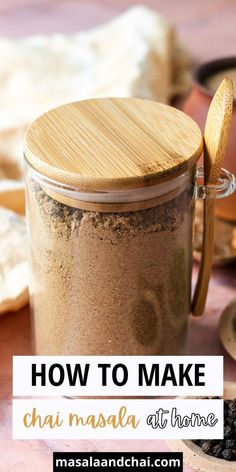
[25,155,192,212]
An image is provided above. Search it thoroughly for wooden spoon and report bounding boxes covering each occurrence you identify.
[219,298,236,361]
[192,79,233,316]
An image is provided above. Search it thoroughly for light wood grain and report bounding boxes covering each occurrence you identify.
[24,98,203,191]
[204,79,234,184]
[192,79,233,316]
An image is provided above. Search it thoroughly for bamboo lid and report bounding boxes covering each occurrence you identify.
[24,98,203,191]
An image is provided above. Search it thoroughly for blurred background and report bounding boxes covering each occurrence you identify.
[1,0,235,58]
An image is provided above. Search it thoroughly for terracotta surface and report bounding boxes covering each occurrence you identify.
[0,1,236,471]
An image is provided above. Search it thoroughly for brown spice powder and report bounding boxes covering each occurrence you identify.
[27,181,193,356]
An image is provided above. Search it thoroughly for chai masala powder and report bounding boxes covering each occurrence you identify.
[27,180,193,356]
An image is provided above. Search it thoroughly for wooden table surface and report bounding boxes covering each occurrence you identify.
[0,1,236,471]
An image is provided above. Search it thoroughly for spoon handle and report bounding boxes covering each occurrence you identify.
[192,79,233,316]
[192,198,215,316]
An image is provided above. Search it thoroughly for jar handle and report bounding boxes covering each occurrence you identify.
[191,167,235,316]
[191,78,234,316]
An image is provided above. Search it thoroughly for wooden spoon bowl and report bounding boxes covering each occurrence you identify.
[167,381,236,472]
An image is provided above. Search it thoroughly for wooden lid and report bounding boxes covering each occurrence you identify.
[24,98,203,191]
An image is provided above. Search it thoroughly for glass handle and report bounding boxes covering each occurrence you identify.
[192,166,236,317]
[194,166,236,200]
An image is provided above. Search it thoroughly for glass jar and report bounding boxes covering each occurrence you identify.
[24,98,235,356]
